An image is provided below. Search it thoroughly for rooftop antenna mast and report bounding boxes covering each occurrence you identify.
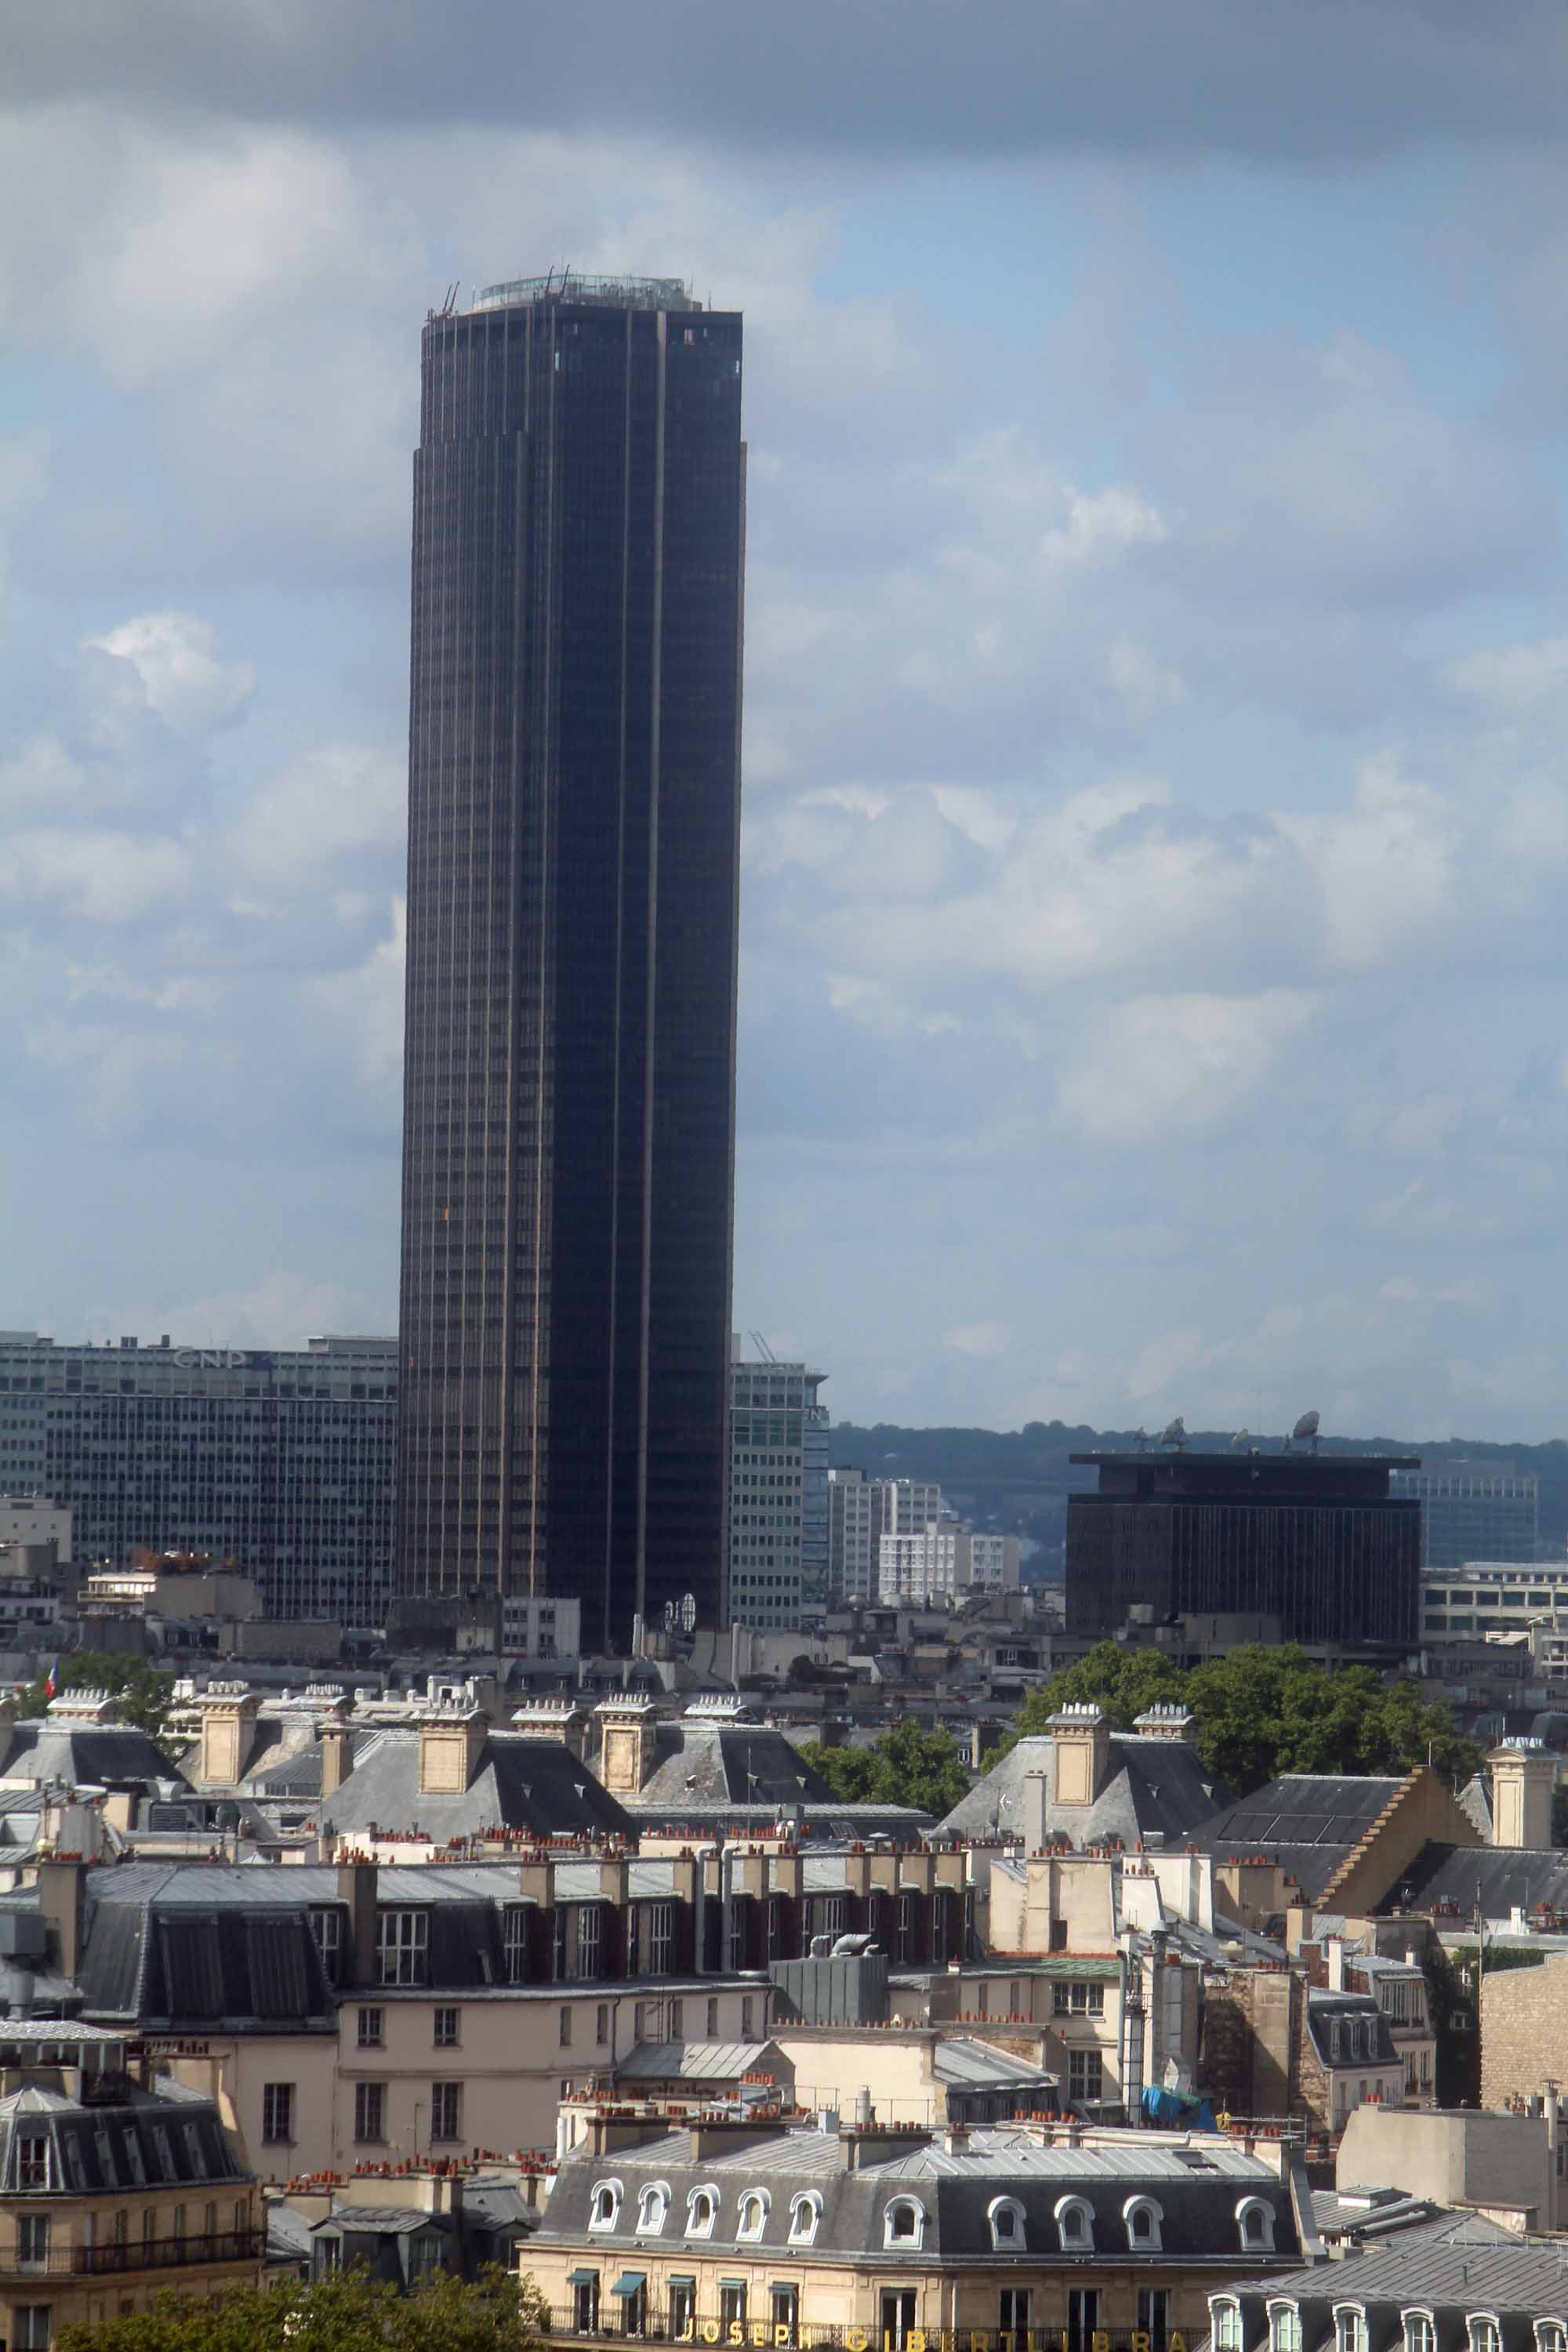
[749,1331,777,1363]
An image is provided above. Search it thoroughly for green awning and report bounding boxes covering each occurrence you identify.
[611,2275,648,2298]
[566,2269,597,2287]
[718,2279,747,2291]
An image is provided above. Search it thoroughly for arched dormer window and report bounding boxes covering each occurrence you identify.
[589,2178,622,2233]
[1054,2196,1094,2252]
[884,2198,925,2249]
[1212,2300,1243,2352]
[738,2189,771,2242]
[1237,2197,1276,2253]
[1534,2326,1566,2352]
[635,2183,670,2236]
[1334,2306,1368,2352]
[988,2197,1026,2252]
[686,2186,719,2240]
[788,2193,822,2247]
[1268,2303,1301,2352]
[1468,2319,1503,2352]
[1123,2196,1163,2252]
[1404,2314,1436,2352]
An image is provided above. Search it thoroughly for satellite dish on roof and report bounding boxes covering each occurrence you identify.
[1290,1410,1321,1454]
[1158,1417,1187,1450]
[1230,1429,1249,1450]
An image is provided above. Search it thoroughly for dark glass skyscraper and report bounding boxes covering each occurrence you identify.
[398,273,743,1651]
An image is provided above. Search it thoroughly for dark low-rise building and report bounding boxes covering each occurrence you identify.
[1210,2228,1568,2352]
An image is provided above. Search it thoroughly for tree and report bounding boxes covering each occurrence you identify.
[56,2263,546,2352]
[18,1651,176,1740]
[800,1719,971,1817]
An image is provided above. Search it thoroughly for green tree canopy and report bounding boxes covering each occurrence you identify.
[800,1719,971,1817]
[56,2263,546,2352]
[985,1640,1479,1796]
[18,1650,176,1740]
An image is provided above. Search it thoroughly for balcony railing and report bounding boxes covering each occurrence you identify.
[535,2310,1148,2352]
[0,2230,265,2280]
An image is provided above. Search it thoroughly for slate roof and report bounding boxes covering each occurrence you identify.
[1310,2192,1511,2249]
[1218,2232,1568,2348]
[616,2040,776,2083]
[320,1730,635,1843]
[0,1719,189,1791]
[0,2079,249,2194]
[1302,1991,1400,2071]
[316,2207,450,2236]
[938,1732,1227,1846]
[1196,1774,1403,1851]
[1393,1842,1568,1918]
[626,1721,839,1810]
[534,2121,1302,2270]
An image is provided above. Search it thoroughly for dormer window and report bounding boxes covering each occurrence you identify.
[1124,2197,1163,2252]
[589,2180,622,2233]
[884,2199,924,2249]
[788,2193,822,2246]
[738,2190,770,2242]
[687,2187,718,2240]
[1335,2307,1368,2352]
[635,2183,669,2236]
[1469,2319,1503,2352]
[1534,2326,1566,2352]
[1237,2198,1276,2252]
[988,2198,1026,2251]
[1269,2303,1301,2352]
[1054,2196,1094,2252]
[1405,2314,1436,2352]
[1213,2301,1243,2352]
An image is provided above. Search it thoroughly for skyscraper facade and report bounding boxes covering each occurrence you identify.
[398,273,744,1652]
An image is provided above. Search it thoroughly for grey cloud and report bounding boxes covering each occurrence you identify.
[12,1,1567,162]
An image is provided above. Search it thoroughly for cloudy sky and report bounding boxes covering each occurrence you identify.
[4,3,1568,1441]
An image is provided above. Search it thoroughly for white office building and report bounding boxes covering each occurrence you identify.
[828,1472,944,1606]
[877,1520,1022,1605]
[727,1356,828,1632]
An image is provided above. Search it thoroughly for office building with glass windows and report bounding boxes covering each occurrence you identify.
[397,274,745,1652]
[727,1357,828,1630]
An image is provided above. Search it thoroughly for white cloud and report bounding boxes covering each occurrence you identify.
[944,1320,1011,1358]
[303,898,405,1085]
[1057,988,1321,1142]
[1449,634,1568,706]
[85,1269,374,1352]
[234,742,405,881]
[86,611,255,735]
[0,829,194,920]
[1274,757,1453,971]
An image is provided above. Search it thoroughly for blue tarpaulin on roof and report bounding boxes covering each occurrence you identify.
[1142,2084,1219,2132]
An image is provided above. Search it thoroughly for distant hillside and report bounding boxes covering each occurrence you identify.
[826,1419,1568,1562]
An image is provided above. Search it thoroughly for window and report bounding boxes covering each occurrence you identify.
[771,2285,799,2346]
[720,2285,747,2336]
[1069,2049,1103,2103]
[1406,2318,1436,2352]
[706,1998,720,2038]
[669,1999,684,2038]
[589,2181,622,2234]
[884,2198,924,2248]
[14,2309,51,2350]
[378,1910,429,1987]
[16,2136,50,2190]
[669,2280,696,2341]
[357,2006,383,2048]
[503,1907,530,1984]
[1124,2197,1163,2251]
[686,2187,718,2239]
[561,2006,573,2049]
[434,2007,459,2049]
[1067,2291,1099,2352]
[573,2275,601,2335]
[636,2184,669,2236]
[597,2004,610,2046]
[1000,2291,1030,2341]
[1054,1980,1105,2015]
[17,2216,49,2268]
[1055,2197,1094,2252]
[430,2082,461,2143]
[354,2082,385,2143]
[648,1903,674,1974]
[261,2085,294,2144]
[1238,2198,1276,2253]
[575,1906,602,1980]
[741,1996,754,2038]
[1335,2309,1368,2352]
[988,2197,1026,2251]
[1269,2304,1302,2352]
[1139,2291,1169,2352]
[738,2190,770,2241]
[788,2193,822,2246]
[310,1908,343,1984]
[1468,2321,1503,2352]
[1534,2328,1566,2352]
[1213,2302,1243,2352]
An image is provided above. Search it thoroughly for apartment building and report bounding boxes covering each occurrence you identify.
[828,1473,942,1607]
[0,2016,263,2347]
[1421,1561,1568,1643]
[728,1359,828,1632]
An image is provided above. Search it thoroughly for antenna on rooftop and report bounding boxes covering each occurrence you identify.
[750,1331,777,1363]
[1287,1410,1322,1455]
[1158,1417,1187,1451]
